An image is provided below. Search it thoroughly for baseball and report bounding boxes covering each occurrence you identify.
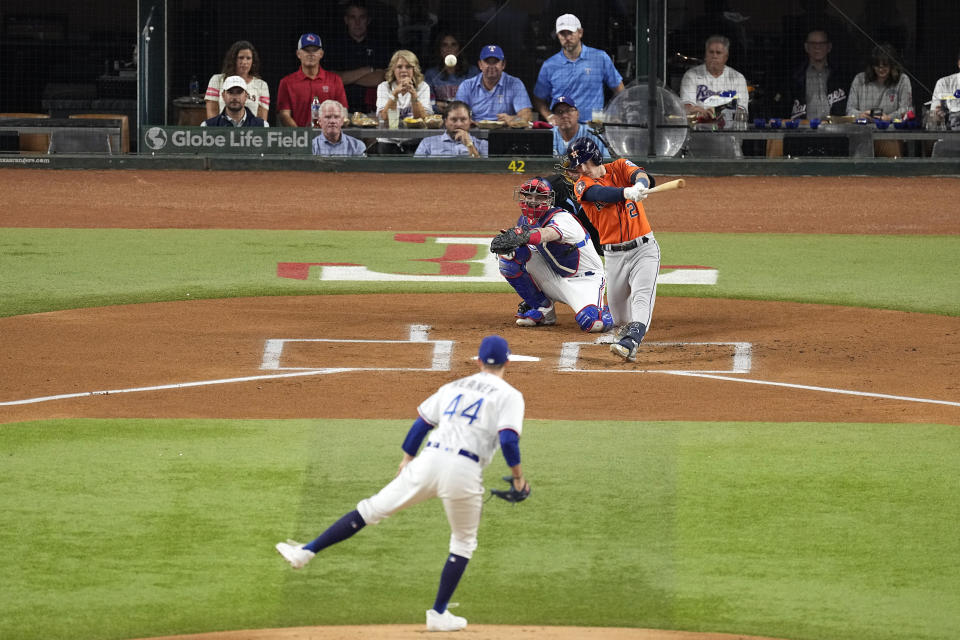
[444,54,457,67]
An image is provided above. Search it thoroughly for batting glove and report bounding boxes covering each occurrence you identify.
[623,185,649,201]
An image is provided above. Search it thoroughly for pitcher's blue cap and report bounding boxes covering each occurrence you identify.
[478,335,510,364]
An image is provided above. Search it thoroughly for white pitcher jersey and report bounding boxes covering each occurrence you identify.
[417,370,524,467]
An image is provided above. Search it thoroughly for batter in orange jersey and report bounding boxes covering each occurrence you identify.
[565,138,661,362]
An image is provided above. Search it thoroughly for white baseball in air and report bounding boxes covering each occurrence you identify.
[444,54,457,67]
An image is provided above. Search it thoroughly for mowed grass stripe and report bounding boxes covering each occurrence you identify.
[1,418,958,640]
[0,229,957,316]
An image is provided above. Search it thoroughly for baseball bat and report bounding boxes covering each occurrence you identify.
[646,178,685,194]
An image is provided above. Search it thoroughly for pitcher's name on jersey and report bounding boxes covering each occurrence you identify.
[454,378,499,395]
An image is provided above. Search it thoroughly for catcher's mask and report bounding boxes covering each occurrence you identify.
[514,177,555,224]
[555,137,602,183]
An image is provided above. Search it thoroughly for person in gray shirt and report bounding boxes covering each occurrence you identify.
[312,100,366,156]
[847,43,912,121]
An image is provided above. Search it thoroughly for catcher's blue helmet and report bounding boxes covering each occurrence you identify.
[555,137,602,181]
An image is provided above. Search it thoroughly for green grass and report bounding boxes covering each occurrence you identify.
[0,229,957,317]
[2,418,958,640]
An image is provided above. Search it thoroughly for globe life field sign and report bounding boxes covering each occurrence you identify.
[142,126,312,154]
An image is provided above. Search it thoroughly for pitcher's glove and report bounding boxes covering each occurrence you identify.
[490,476,531,503]
[490,227,532,255]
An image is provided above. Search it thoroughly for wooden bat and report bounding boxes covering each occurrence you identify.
[646,178,685,194]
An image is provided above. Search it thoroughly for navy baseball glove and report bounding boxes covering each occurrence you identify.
[490,476,531,503]
[490,227,532,255]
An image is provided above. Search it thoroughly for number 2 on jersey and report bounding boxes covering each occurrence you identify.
[625,200,640,218]
[443,394,484,425]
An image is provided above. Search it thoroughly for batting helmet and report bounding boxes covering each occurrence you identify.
[555,137,603,182]
[514,177,555,224]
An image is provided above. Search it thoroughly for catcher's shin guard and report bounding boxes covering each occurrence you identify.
[575,304,614,332]
[499,254,549,311]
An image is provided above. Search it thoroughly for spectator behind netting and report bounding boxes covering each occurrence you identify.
[311,100,366,156]
[423,32,479,114]
[846,43,913,121]
[202,76,268,127]
[374,49,434,154]
[276,33,348,128]
[414,100,487,157]
[931,47,960,126]
[205,40,270,121]
[680,34,749,121]
[788,29,849,120]
[454,44,533,125]
[532,14,624,125]
[323,1,394,115]
[549,96,608,158]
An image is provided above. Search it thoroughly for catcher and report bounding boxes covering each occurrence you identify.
[491,177,612,332]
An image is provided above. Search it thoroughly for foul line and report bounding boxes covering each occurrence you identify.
[0,369,350,406]
[656,370,960,407]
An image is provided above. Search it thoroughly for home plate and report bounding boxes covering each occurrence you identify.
[473,354,540,362]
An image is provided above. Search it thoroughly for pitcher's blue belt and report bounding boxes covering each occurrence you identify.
[426,441,480,463]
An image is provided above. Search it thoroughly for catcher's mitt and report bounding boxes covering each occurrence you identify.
[490,227,532,255]
[490,476,530,503]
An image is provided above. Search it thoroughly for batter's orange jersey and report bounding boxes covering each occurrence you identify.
[573,158,651,245]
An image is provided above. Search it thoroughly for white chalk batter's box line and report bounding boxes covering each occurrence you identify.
[261,338,455,372]
[560,341,753,373]
[261,335,752,375]
[3,324,957,408]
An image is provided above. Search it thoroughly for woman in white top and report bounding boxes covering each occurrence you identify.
[375,50,433,154]
[205,40,270,121]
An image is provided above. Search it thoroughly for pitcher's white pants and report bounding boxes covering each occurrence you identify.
[357,447,484,558]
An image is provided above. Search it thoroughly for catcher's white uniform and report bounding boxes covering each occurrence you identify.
[357,370,524,558]
[523,207,606,314]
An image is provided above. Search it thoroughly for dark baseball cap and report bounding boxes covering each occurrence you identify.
[478,335,510,365]
[298,33,322,50]
[551,96,577,111]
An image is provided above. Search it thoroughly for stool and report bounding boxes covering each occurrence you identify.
[0,112,50,152]
[68,114,129,153]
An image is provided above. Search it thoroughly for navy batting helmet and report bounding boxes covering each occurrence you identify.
[555,137,602,182]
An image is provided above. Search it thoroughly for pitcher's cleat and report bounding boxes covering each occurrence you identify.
[426,608,468,632]
[275,540,315,569]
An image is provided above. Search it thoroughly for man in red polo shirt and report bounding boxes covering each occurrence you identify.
[277,33,348,127]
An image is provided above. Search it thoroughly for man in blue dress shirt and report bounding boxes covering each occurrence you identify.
[415,100,488,157]
[532,14,624,124]
[549,95,608,157]
[311,100,366,156]
[454,44,533,126]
